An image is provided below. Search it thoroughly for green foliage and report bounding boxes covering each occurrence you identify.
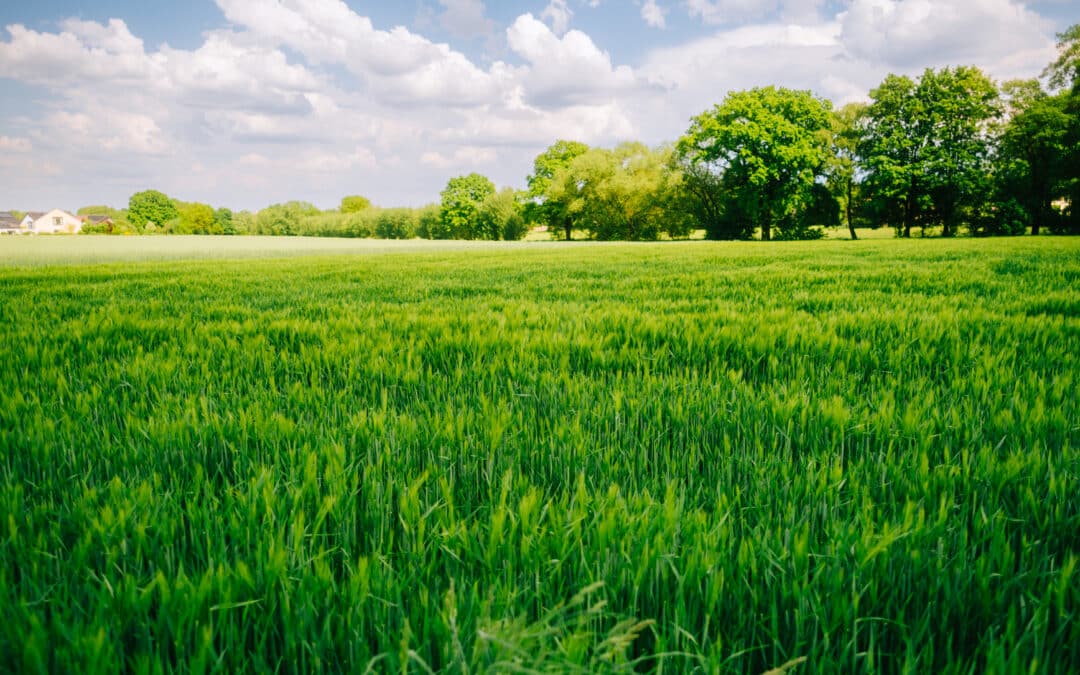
[415,203,448,240]
[255,203,306,236]
[214,208,236,235]
[827,103,868,239]
[861,67,1000,237]
[231,211,256,235]
[553,143,688,241]
[672,158,749,240]
[340,195,373,214]
[440,173,496,240]
[1044,23,1080,92]
[526,140,590,240]
[374,208,416,240]
[994,82,1071,235]
[128,190,178,231]
[475,188,527,241]
[175,202,217,235]
[1,239,1078,672]
[678,86,833,241]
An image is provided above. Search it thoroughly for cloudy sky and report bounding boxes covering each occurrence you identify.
[0,0,1072,212]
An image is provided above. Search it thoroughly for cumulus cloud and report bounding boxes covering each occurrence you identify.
[507,14,640,106]
[642,1,668,28]
[541,0,573,35]
[839,0,1054,74]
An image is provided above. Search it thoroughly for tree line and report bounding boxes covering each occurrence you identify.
[75,27,1079,241]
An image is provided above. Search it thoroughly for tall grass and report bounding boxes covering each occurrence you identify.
[1,238,1077,672]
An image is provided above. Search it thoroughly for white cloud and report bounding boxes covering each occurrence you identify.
[0,135,32,152]
[41,110,168,155]
[507,14,640,106]
[0,21,161,86]
[541,0,573,35]
[839,0,1055,75]
[437,0,497,39]
[642,1,668,28]
[420,146,498,169]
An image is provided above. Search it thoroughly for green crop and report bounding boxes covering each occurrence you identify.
[1,237,1077,673]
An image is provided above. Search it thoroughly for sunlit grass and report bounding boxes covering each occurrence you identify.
[1,237,1077,672]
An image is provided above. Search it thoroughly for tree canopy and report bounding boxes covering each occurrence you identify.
[128,190,178,231]
[440,173,496,240]
[678,86,833,241]
[526,140,590,240]
[340,195,373,214]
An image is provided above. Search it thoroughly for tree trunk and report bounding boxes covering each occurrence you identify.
[846,183,857,240]
[902,183,915,238]
[1033,196,1048,236]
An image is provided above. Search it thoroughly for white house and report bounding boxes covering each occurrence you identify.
[26,209,83,234]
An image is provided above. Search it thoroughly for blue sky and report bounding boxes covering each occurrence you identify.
[0,0,1073,212]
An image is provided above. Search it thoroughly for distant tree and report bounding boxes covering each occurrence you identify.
[232,211,256,235]
[375,208,417,239]
[671,157,748,239]
[415,203,448,239]
[76,205,121,217]
[526,140,590,240]
[992,80,1071,235]
[128,190,178,231]
[827,103,868,240]
[860,67,999,237]
[476,188,527,241]
[440,173,496,240]
[75,205,129,234]
[340,195,372,214]
[176,202,217,234]
[678,86,833,241]
[1044,24,1080,92]
[214,208,236,235]
[1043,24,1080,234]
[256,203,305,236]
[558,143,687,241]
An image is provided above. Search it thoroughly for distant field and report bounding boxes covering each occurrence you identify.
[0,234,578,266]
[1,238,1077,673]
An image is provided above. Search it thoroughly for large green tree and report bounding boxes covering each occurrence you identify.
[860,67,999,237]
[552,143,689,241]
[526,140,590,240]
[993,80,1071,235]
[827,103,868,240]
[440,173,496,240]
[1044,24,1080,234]
[678,86,833,241]
[128,190,178,231]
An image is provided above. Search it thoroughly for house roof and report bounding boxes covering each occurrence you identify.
[0,212,18,226]
[26,211,46,220]
[80,214,114,223]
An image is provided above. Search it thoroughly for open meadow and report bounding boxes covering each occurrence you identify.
[1,236,1078,673]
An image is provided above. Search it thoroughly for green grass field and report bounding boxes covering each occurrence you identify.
[1,236,1078,673]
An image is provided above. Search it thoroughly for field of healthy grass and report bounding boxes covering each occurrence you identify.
[1,237,1078,673]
